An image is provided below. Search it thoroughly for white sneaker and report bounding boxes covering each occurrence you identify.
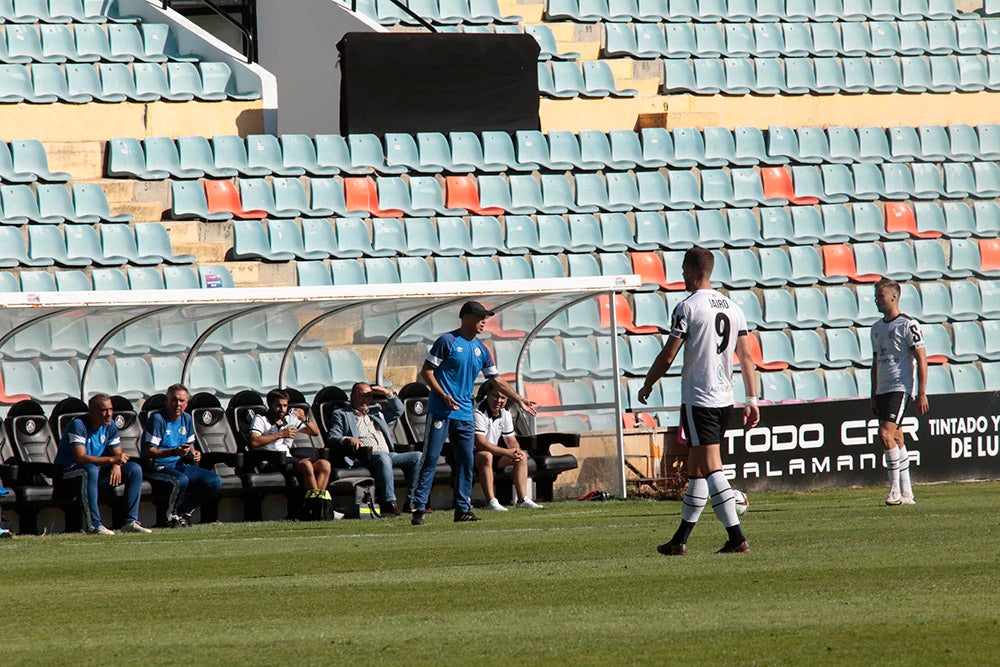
[516,498,543,509]
[88,525,115,535]
[885,492,902,506]
[485,498,508,511]
[901,495,916,505]
[119,521,152,534]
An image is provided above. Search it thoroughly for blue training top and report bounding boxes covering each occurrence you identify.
[425,329,499,421]
[54,417,121,468]
[142,410,196,466]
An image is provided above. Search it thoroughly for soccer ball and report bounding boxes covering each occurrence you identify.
[732,489,749,516]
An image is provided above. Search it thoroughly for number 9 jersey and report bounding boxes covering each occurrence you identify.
[669,289,749,408]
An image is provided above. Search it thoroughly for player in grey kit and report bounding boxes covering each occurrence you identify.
[871,278,928,505]
[638,247,759,555]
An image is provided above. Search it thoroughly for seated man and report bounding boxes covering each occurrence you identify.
[474,379,542,511]
[326,382,421,516]
[54,393,153,534]
[142,383,223,527]
[250,389,332,500]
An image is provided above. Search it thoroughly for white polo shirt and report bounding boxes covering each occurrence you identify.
[473,401,515,446]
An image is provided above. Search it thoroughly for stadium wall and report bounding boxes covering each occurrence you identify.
[257,0,381,135]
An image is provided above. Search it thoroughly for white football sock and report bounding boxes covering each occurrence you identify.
[885,447,900,496]
[706,470,740,529]
[897,445,912,498]
[681,477,709,523]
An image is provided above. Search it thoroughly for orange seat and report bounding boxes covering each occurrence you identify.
[821,243,880,283]
[525,382,565,417]
[203,180,266,219]
[622,413,657,429]
[737,331,789,371]
[343,176,404,218]
[885,201,940,239]
[760,166,819,205]
[980,239,1000,271]
[631,251,680,290]
[445,176,504,216]
[0,374,31,405]
[598,294,659,334]
[482,315,524,340]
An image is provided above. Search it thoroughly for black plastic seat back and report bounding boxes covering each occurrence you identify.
[49,397,88,443]
[397,382,429,446]
[311,385,349,436]
[5,400,58,465]
[138,393,167,428]
[226,390,265,450]
[188,392,239,455]
[110,395,142,458]
[284,387,325,449]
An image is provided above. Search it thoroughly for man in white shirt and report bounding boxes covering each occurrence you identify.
[250,389,330,499]
[871,278,929,505]
[639,247,759,556]
[473,379,542,511]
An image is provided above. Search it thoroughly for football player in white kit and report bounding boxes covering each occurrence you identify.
[871,278,929,505]
[638,248,759,555]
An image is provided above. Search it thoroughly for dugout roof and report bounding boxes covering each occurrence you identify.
[0,275,641,495]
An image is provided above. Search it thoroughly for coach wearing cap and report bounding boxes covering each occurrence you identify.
[409,300,536,525]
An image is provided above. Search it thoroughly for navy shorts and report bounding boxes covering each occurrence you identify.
[874,392,910,425]
[679,404,740,447]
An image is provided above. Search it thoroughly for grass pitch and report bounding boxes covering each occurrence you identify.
[3,481,999,666]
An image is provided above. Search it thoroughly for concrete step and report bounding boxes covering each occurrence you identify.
[175,241,229,262]
[113,201,166,221]
[227,260,296,288]
[45,141,104,180]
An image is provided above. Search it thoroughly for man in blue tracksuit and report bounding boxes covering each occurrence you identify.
[143,383,222,527]
[410,301,536,525]
[55,394,152,535]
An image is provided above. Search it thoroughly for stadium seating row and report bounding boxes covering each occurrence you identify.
[229,194,973,254]
[604,19,1000,59]
[283,236,1000,290]
[0,60,258,102]
[0,222,193,268]
[0,22,190,63]
[354,0,521,25]
[171,169,1000,229]
[1,137,69,181]
[0,0,135,24]
[0,264,233,291]
[108,126,1000,180]
[661,54,1000,95]
[0,182,130,225]
[544,0,962,24]
[1,310,323,363]
[537,60,639,97]
[0,349,369,402]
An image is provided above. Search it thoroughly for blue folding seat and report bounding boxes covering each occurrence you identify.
[951,321,990,362]
[41,183,100,223]
[690,58,725,95]
[824,368,859,398]
[662,59,697,94]
[106,137,165,181]
[0,226,47,267]
[725,248,768,288]
[382,133,421,172]
[869,56,903,91]
[760,289,796,329]
[954,54,989,91]
[826,327,864,367]
[820,164,855,202]
[169,181,229,221]
[1,184,58,224]
[791,371,827,401]
[548,61,591,97]
[101,223,160,265]
[231,220,292,262]
[898,55,935,92]
[576,131,628,171]
[604,23,642,58]
[766,125,801,163]
[823,287,860,328]
[724,23,755,57]
[277,135,335,178]
[71,184,131,223]
[955,19,987,55]
[742,21,780,59]
[813,22,844,56]
[269,218,330,261]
